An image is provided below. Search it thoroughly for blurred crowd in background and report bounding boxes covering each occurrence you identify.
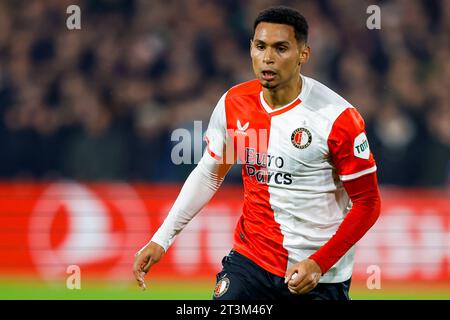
[0,0,448,187]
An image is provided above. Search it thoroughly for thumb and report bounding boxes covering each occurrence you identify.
[143,256,154,273]
[284,267,296,284]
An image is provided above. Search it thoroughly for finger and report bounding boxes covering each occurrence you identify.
[288,270,306,286]
[134,267,144,284]
[133,258,147,288]
[296,281,317,295]
[290,272,314,291]
[284,268,296,284]
[133,257,144,276]
[139,273,147,290]
[135,271,147,290]
[133,254,145,275]
[289,272,319,292]
[288,279,308,293]
[135,274,144,288]
[133,265,142,283]
[288,279,317,295]
[136,277,145,289]
[143,256,154,273]
[288,287,298,294]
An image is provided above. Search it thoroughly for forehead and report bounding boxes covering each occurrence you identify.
[253,22,296,43]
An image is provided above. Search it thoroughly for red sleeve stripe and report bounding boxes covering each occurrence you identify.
[204,136,222,161]
[339,165,377,181]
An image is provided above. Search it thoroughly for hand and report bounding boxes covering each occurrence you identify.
[284,259,322,295]
[133,241,165,290]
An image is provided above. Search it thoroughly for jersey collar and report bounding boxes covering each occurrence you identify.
[259,74,309,116]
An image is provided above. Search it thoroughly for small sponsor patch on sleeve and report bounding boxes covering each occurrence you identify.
[354,132,370,159]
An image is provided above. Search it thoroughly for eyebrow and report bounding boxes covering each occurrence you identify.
[254,40,290,46]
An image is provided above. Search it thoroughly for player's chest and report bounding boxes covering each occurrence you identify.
[226,107,331,167]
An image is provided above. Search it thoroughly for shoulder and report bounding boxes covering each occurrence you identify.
[304,76,352,108]
[225,79,261,100]
[212,79,261,114]
[302,76,356,122]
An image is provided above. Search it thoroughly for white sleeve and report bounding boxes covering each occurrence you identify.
[150,152,229,251]
[204,92,228,161]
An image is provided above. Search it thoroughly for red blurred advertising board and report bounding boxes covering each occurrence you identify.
[0,182,448,282]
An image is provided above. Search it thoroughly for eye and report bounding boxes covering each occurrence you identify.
[255,44,265,50]
[277,46,288,53]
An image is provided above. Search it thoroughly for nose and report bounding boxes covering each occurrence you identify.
[263,48,275,64]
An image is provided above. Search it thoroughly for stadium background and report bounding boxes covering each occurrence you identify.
[0,0,448,299]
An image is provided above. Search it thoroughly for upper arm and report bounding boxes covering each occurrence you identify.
[200,150,234,180]
[327,108,377,182]
[204,92,236,165]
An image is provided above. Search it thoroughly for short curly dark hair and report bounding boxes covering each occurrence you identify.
[253,6,308,44]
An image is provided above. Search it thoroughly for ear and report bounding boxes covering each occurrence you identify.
[299,45,311,65]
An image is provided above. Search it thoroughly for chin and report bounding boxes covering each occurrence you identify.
[261,81,278,89]
[259,78,277,89]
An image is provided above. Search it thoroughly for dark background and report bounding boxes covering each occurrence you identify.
[0,0,448,187]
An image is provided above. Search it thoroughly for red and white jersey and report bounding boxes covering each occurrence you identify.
[205,75,377,283]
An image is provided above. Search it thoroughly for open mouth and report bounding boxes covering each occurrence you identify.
[261,70,276,81]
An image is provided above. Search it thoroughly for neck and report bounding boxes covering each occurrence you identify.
[262,74,302,109]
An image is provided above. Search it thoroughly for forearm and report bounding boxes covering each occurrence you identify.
[309,172,381,274]
[151,153,229,251]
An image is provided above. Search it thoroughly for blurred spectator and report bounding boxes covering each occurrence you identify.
[0,0,448,187]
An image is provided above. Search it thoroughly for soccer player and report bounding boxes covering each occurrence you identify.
[133,6,381,300]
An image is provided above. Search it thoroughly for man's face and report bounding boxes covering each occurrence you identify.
[251,22,306,89]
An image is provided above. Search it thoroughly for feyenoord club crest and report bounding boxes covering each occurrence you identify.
[291,127,312,149]
[213,277,230,298]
